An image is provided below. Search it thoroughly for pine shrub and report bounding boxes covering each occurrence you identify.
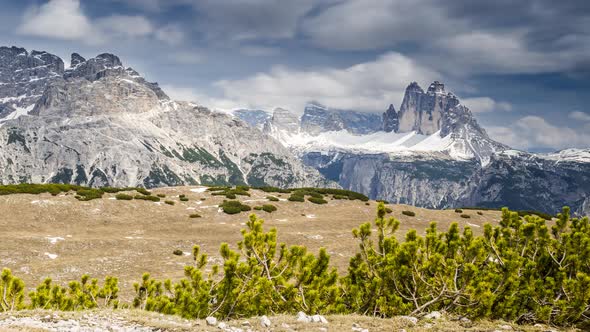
[157,194,166,198]
[308,197,328,205]
[173,250,183,256]
[115,193,133,200]
[262,204,277,213]
[134,195,160,202]
[189,214,202,218]
[455,208,463,213]
[165,200,175,206]
[402,210,416,217]
[266,196,279,202]
[219,200,251,214]
[460,214,471,218]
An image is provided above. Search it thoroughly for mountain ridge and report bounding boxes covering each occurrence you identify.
[0,46,330,189]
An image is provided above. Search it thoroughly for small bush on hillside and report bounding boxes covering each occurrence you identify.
[365,202,370,206]
[266,196,279,202]
[308,197,327,205]
[180,197,189,202]
[115,193,133,200]
[219,200,252,214]
[165,200,175,206]
[134,195,160,202]
[477,211,483,215]
[254,206,263,211]
[200,198,206,201]
[262,204,277,213]
[455,208,463,213]
[402,210,415,217]
[385,207,393,213]
[157,194,166,198]
[173,250,183,256]
[135,188,151,196]
[189,213,202,218]
[376,199,389,204]
[460,214,471,219]
[288,194,305,202]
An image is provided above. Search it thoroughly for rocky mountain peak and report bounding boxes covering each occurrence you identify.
[382,104,399,133]
[427,80,445,94]
[70,53,86,67]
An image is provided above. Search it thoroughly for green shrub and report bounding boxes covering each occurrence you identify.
[200,198,206,201]
[477,211,483,215]
[376,199,389,204]
[402,210,415,217]
[254,206,263,211]
[365,202,370,206]
[460,214,471,218]
[261,204,277,213]
[157,194,166,198]
[385,207,393,213]
[189,213,202,218]
[266,196,279,202]
[180,197,189,202]
[115,193,133,200]
[308,197,328,205]
[173,250,183,256]
[288,194,305,202]
[455,208,463,213]
[135,188,151,196]
[134,195,160,202]
[219,200,251,215]
[165,200,175,206]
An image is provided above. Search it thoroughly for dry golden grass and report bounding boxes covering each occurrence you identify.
[0,186,503,301]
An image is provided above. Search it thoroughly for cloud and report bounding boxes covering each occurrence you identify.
[302,0,460,50]
[167,51,205,65]
[17,0,166,45]
[569,111,590,122]
[211,52,439,112]
[155,24,185,45]
[192,0,319,42]
[239,46,280,57]
[18,0,96,41]
[487,115,590,150]
[462,97,513,113]
[96,15,154,38]
[161,84,238,111]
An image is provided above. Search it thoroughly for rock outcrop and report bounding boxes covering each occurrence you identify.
[0,47,330,189]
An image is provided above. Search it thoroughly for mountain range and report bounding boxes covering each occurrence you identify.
[1,45,589,216]
[0,46,328,189]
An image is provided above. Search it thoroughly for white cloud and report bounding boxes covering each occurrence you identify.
[161,84,239,111]
[462,97,512,113]
[211,52,439,112]
[18,0,96,41]
[96,15,154,38]
[430,31,572,74]
[569,111,590,122]
[302,0,459,50]
[155,25,185,45]
[487,116,590,150]
[168,51,205,65]
[17,0,167,45]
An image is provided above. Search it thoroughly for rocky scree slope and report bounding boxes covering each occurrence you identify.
[0,46,328,188]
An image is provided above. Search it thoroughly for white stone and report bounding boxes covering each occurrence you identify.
[424,311,442,320]
[296,311,311,323]
[205,316,218,326]
[260,315,271,327]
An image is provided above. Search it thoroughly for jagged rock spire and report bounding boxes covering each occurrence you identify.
[70,53,86,67]
[382,104,399,132]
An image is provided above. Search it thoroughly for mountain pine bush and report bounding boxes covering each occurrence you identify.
[1,204,588,327]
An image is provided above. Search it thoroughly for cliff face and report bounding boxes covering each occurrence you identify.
[0,47,330,189]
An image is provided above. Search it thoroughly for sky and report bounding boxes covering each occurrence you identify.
[1,0,589,152]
